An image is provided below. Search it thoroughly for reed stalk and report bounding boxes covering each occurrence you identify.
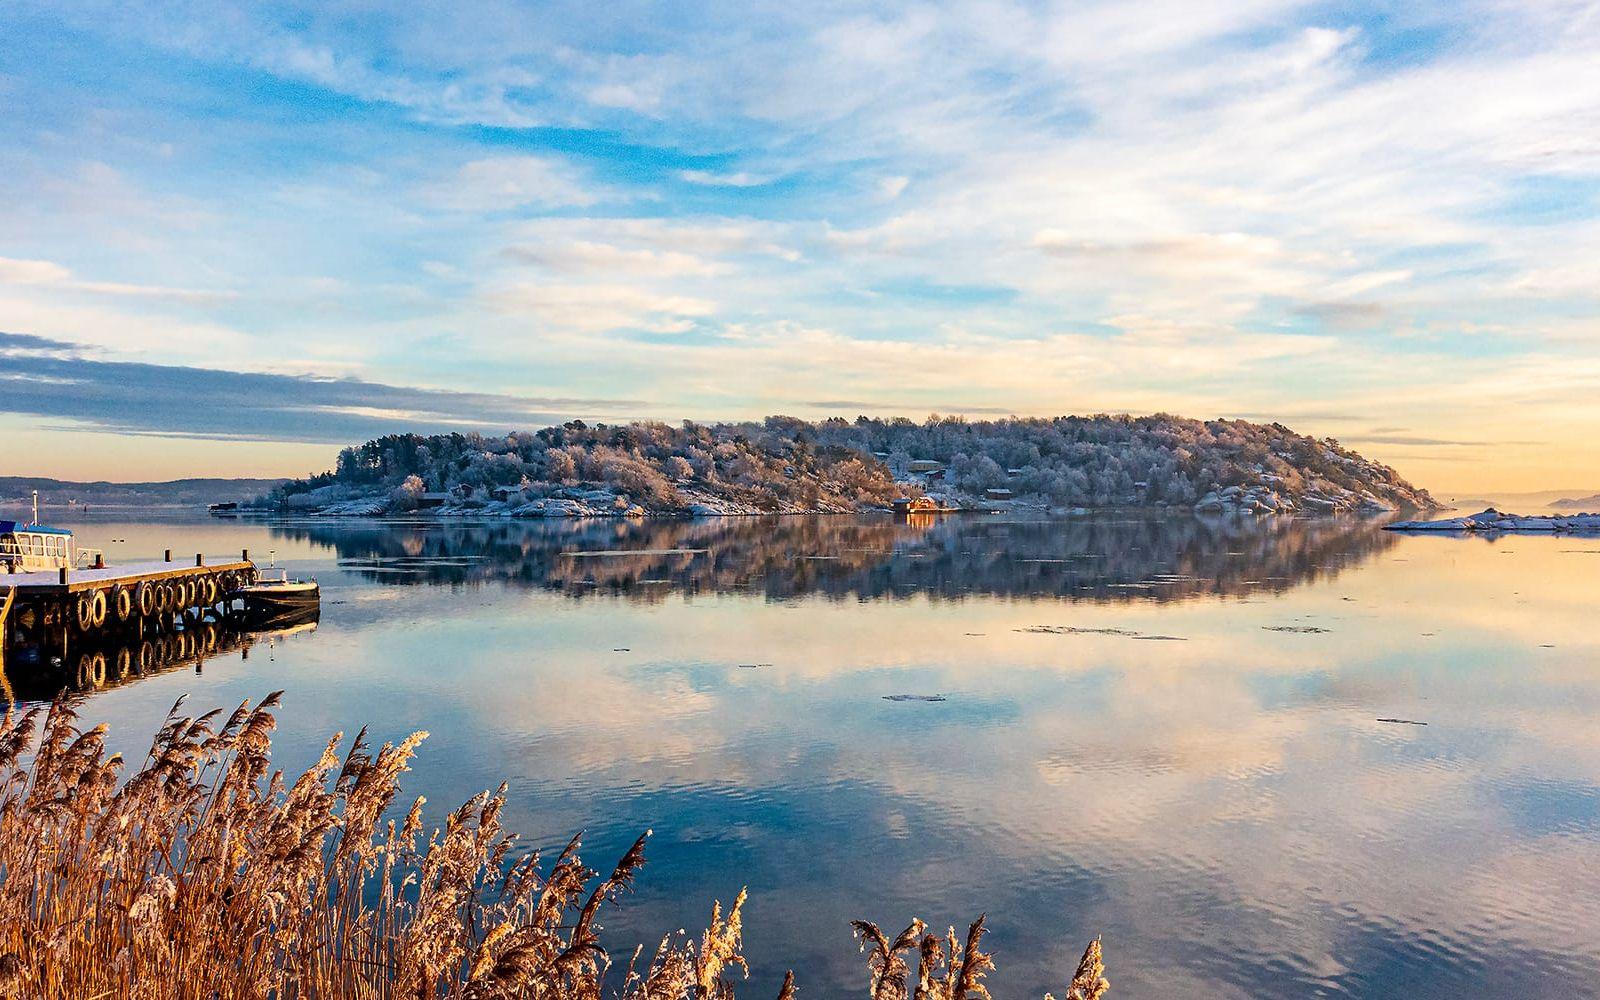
[0,695,1105,999]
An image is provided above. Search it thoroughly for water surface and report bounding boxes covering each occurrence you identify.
[8,513,1599,998]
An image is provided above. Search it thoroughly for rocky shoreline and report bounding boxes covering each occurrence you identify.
[1385,508,1600,533]
[238,482,1423,521]
[1191,481,1416,515]
[274,483,873,519]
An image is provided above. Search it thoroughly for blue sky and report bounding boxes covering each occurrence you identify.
[1,0,1598,490]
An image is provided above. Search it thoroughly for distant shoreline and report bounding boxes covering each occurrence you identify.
[5,499,1430,523]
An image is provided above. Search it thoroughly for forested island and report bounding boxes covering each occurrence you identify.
[261,414,1439,518]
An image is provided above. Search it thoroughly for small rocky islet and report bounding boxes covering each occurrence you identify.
[1386,508,1600,534]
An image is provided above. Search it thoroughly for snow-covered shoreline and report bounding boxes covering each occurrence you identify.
[1385,508,1600,534]
[1191,481,1409,515]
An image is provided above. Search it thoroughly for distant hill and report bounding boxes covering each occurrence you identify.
[1441,489,1600,510]
[1551,493,1600,509]
[265,414,1438,516]
[0,476,287,510]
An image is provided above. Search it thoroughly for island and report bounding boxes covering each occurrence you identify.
[251,414,1439,519]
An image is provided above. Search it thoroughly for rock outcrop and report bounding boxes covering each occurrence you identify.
[1190,467,1424,517]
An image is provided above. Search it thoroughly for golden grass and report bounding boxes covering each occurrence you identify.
[0,694,1107,999]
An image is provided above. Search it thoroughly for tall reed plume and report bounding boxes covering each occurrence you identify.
[0,695,1107,998]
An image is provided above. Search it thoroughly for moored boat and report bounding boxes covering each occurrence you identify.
[1,493,85,574]
[0,520,75,574]
[235,568,321,614]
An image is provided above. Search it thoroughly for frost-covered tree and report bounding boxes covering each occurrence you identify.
[389,474,426,511]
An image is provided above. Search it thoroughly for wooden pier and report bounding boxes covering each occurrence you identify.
[1,551,261,687]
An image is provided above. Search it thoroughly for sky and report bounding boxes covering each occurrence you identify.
[1,1,1598,493]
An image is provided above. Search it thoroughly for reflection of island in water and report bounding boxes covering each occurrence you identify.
[274,513,1399,603]
[2,610,319,703]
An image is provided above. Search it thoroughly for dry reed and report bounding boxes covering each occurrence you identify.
[0,695,1107,999]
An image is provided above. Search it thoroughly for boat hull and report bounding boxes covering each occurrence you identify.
[238,583,321,614]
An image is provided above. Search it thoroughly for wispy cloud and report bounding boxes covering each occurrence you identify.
[678,169,775,188]
[804,400,1016,415]
[0,256,234,303]
[503,241,729,278]
[425,156,611,212]
[484,282,716,334]
[3,1,1599,488]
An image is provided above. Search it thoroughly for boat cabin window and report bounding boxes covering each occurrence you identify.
[0,530,71,567]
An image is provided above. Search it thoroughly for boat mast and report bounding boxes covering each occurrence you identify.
[31,490,38,527]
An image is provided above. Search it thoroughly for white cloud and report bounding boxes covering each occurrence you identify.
[504,241,729,278]
[426,156,607,212]
[0,257,71,284]
[503,218,805,263]
[487,281,716,333]
[0,290,254,358]
[0,256,234,303]
[678,169,774,187]
[1323,269,1413,299]
[877,175,909,200]
[586,83,660,113]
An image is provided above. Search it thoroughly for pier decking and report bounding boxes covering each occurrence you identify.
[3,558,254,593]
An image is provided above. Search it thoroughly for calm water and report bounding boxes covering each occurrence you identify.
[8,513,1600,998]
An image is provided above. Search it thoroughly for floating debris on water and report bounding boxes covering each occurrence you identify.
[737,663,772,669]
[613,647,631,652]
[563,548,709,558]
[1019,626,1140,636]
[1377,718,1428,726]
[1019,625,1189,641]
[883,694,947,702]
[1263,626,1331,634]
[964,632,986,636]
[339,555,488,566]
